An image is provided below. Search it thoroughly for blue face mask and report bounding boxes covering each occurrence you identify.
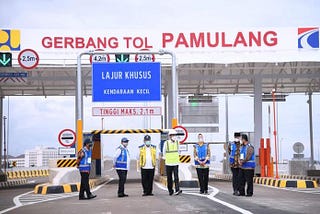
[145,141,151,146]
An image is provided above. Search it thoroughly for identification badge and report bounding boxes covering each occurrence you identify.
[88,157,92,164]
[240,154,244,160]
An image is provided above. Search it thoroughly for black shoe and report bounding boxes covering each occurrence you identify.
[88,194,97,199]
[147,193,154,196]
[200,191,204,194]
[142,193,148,196]
[174,190,182,195]
[246,194,253,197]
[169,191,174,196]
[79,196,86,200]
[204,190,208,195]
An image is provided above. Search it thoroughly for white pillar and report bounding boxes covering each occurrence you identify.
[253,75,263,154]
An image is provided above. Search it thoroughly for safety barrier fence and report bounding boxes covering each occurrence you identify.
[280,174,320,184]
[213,173,318,188]
[6,169,49,180]
[0,179,27,188]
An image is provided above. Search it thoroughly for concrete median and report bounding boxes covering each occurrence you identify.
[34,176,109,194]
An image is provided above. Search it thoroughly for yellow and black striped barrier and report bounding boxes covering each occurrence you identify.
[6,169,49,179]
[91,129,163,135]
[253,177,318,188]
[57,159,77,168]
[179,155,191,163]
[34,179,103,194]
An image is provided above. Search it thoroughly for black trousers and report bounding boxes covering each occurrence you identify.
[79,172,91,197]
[116,169,128,195]
[196,167,209,193]
[239,168,254,196]
[166,165,180,193]
[141,168,155,194]
[231,167,240,193]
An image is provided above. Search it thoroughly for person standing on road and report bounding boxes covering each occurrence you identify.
[228,132,241,195]
[113,137,130,198]
[77,138,97,200]
[138,135,157,196]
[193,133,211,194]
[238,134,255,197]
[162,130,182,196]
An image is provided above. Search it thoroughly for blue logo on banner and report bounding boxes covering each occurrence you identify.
[92,62,161,102]
[298,27,319,49]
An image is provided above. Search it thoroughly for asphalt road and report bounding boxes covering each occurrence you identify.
[1,179,319,214]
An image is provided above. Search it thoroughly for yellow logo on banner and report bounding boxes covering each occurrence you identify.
[0,29,21,51]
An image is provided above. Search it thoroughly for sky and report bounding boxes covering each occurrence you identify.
[1,0,320,161]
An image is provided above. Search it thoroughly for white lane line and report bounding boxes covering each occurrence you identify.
[0,179,113,214]
[155,182,253,214]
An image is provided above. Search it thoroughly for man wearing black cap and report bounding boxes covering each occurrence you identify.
[138,135,157,196]
[113,137,130,197]
[77,138,96,200]
[228,132,241,195]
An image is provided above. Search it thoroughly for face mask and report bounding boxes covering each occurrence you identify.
[145,141,151,146]
[122,142,128,147]
[198,137,204,142]
[235,138,240,142]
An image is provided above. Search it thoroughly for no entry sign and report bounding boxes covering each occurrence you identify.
[58,129,76,147]
[173,125,188,144]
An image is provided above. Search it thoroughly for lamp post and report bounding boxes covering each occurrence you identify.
[271,90,279,179]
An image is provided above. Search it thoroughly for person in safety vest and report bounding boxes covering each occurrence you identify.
[77,138,97,200]
[138,135,157,196]
[228,132,241,195]
[113,137,130,198]
[238,134,255,197]
[193,133,211,194]
[162,130,182,196]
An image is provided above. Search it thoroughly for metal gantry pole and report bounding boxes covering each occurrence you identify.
[272,90,279,179]
[76,50,177,150]
[0,97,3,171]
[3,116,7,174]
[308,92,314,168]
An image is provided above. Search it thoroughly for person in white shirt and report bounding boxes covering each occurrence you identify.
[113,137,130,198]
[138,135,157,196]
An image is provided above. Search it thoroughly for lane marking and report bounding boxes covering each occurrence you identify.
[0,179,113,214]
[155,182,253,214]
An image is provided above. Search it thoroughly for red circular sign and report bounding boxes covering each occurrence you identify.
[18,49,40,69]
[135,49,155,62]
[173,125,188,144]
[58,129,76,147]
[90,49,110,64]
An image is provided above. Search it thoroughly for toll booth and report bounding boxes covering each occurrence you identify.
[84,132,103,178]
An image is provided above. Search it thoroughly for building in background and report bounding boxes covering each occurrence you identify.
[24,146,61,167]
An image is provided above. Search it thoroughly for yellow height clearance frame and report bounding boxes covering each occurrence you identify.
[76,50,178,151]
